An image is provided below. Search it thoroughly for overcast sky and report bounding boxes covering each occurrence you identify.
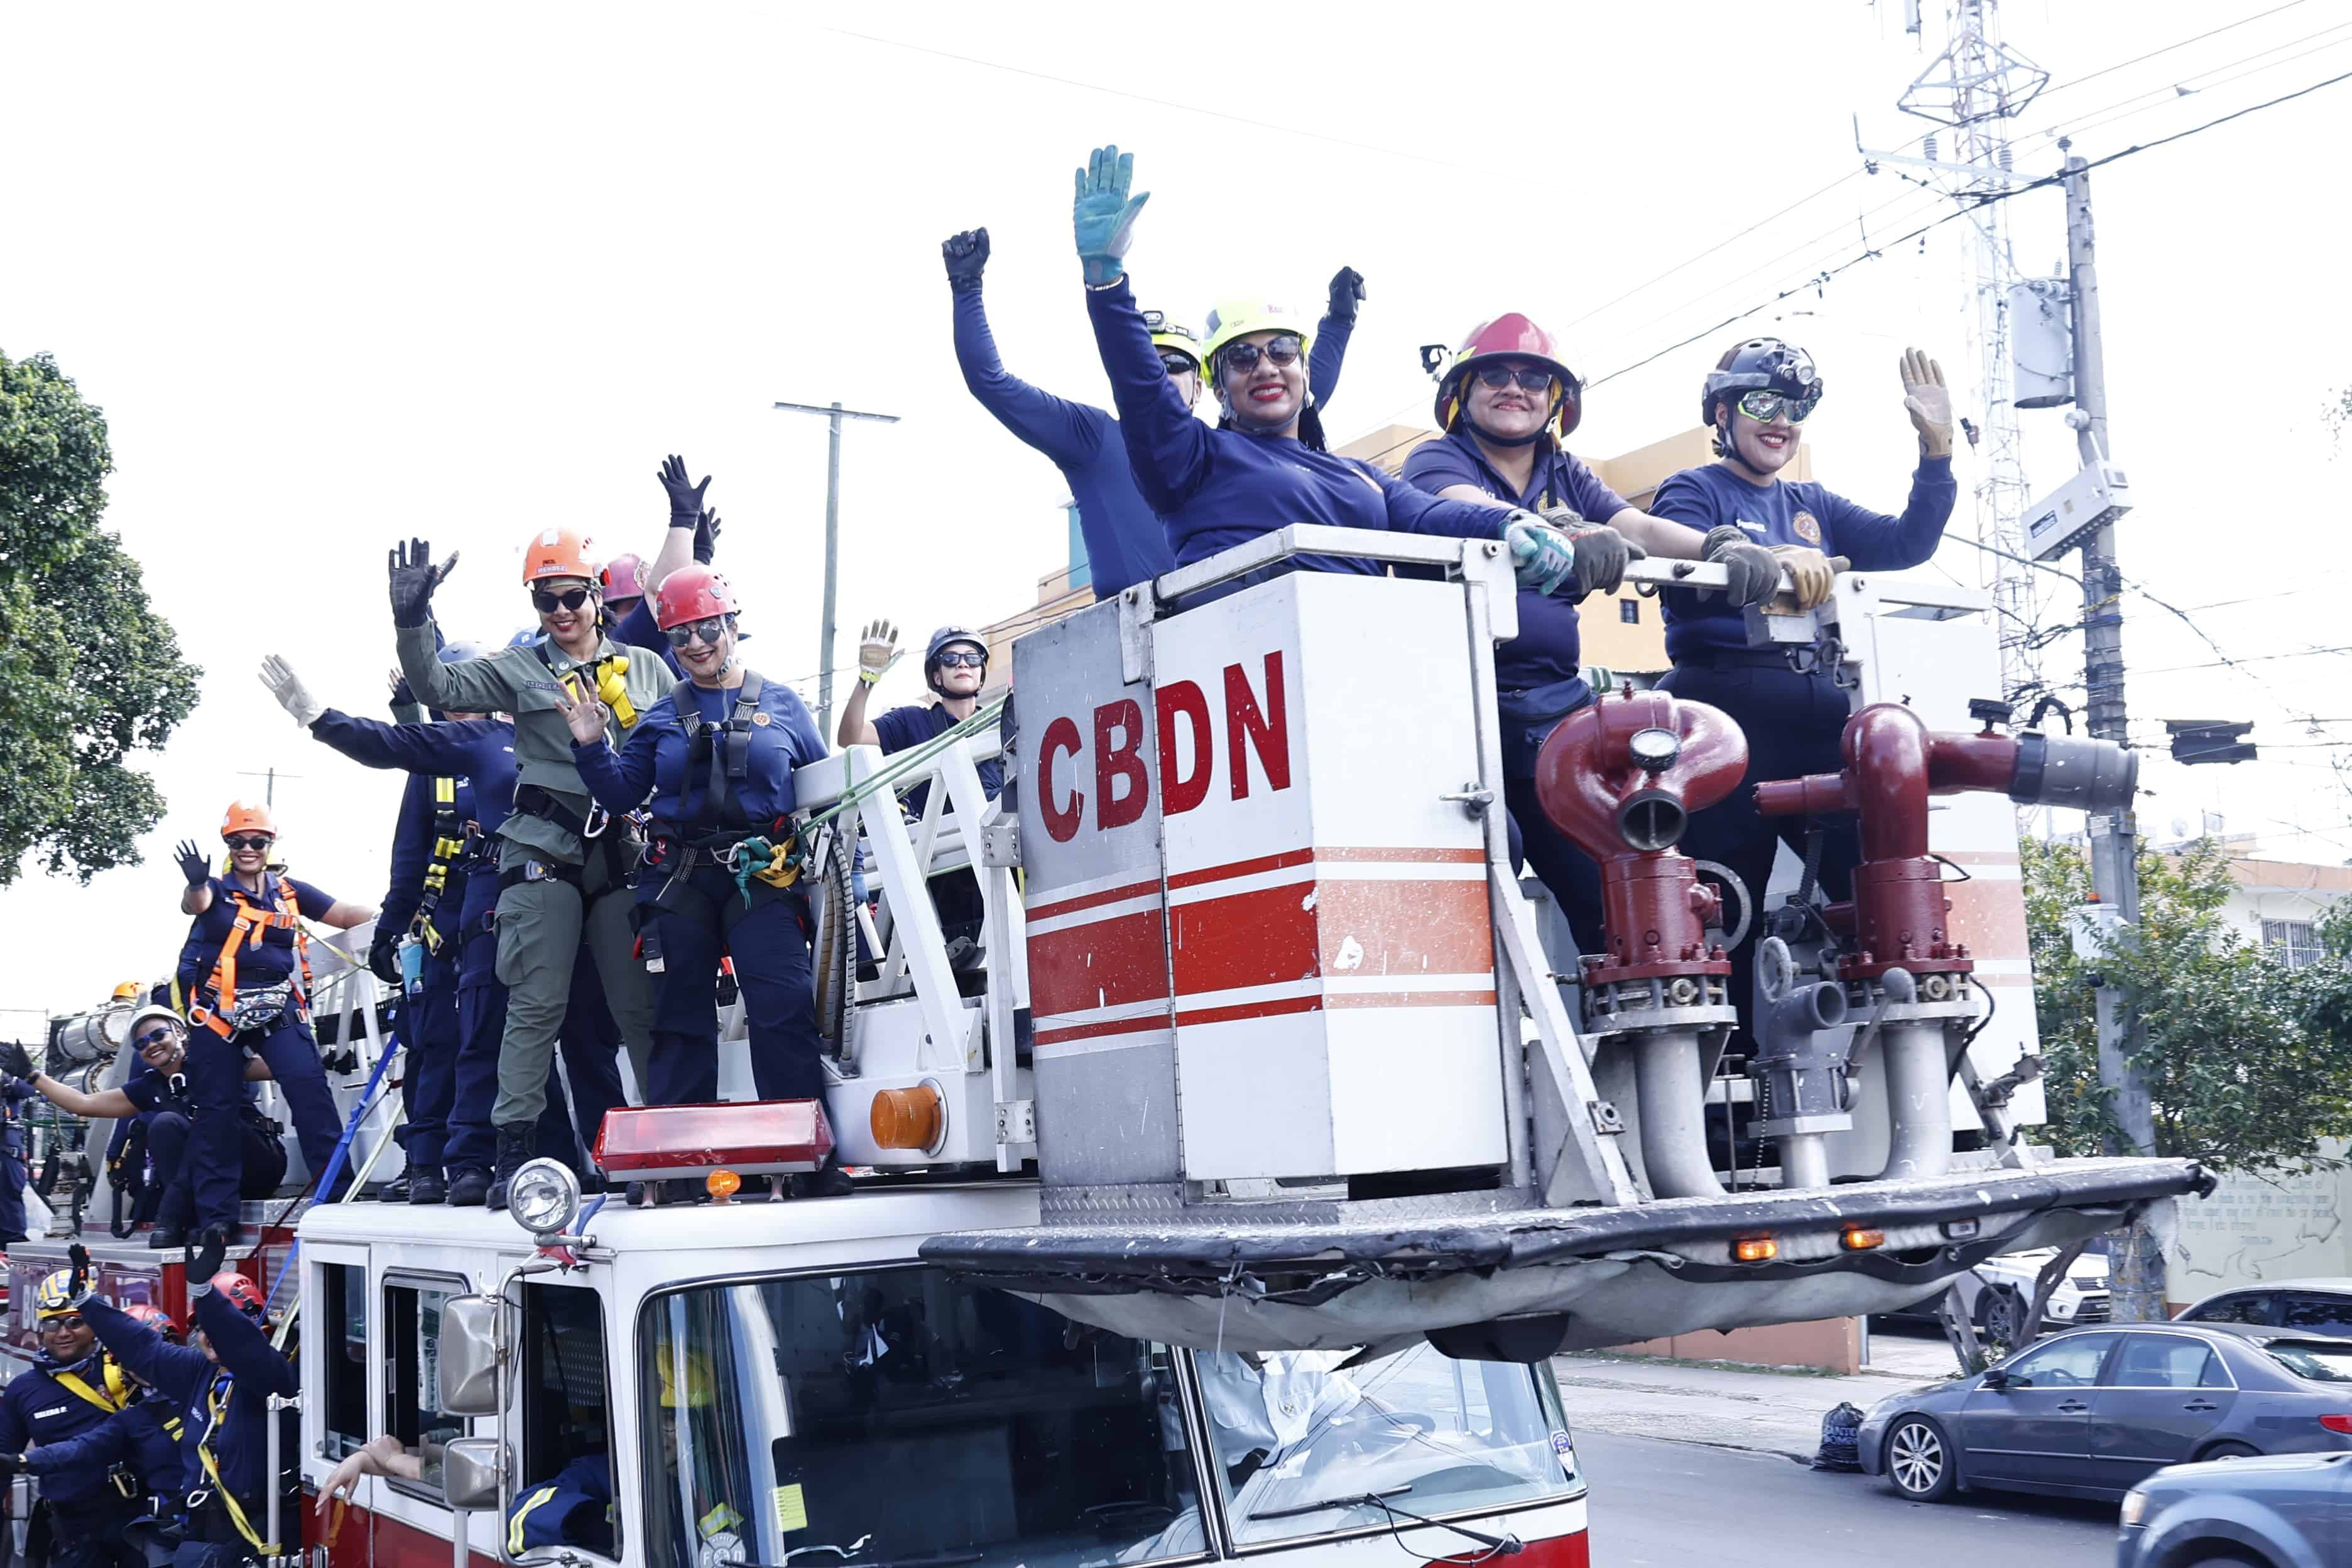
[3,1,2348,1028]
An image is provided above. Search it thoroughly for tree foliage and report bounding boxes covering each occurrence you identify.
[0,351,200,883]
[2023,836,2352,1175]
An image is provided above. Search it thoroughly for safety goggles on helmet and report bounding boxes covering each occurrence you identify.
[1219,334,1304,376]
[662,615,731,649]
[933,649,986,670]
[41,1313,85,1332]
[1473,364,1557,393]
[1736,388,1820,424]
[531,587,594,614]
[223,834,274,852]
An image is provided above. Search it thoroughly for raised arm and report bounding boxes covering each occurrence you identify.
[193,1284,295,1399]
[80,1293,210,1403]
[1307,266,1363,412]
[645,455,705,596]
[20,1071,139,1121]
[307,710,493,776]
[13,1412,133,1473]
[945,231,1106,466]
[836,621,900,748]
[386,540,513,714]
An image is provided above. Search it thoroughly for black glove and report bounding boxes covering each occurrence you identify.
[388,538,457,629]
[0,1452,24,1468]
[1701,525,1779,609]
[368,928,403,987]
[189,1228,227,1287]
[174,839,210,888]
[0,1042,33,1081]
[1544,516,1644,597]
[658,455,710,528]
[66,1242,89,1300]
[942,228,990,292]
[1327,265,1366,322]
[694,508,722,565]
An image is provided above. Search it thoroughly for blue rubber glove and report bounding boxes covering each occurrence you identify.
[1501,511,1577,596]
[1073,145,1149,287]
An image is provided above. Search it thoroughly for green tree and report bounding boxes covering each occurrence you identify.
[2022,835,2352,1175]
[0,351,200,883]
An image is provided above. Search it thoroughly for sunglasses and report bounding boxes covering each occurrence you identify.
[662,616,731,649]
[135,1026,178,1050]
[224,834,274,852]
[531,587,594,613]
[1158,352,1197,376]
[1474,365,1556,393]
[1219,335,1303,375]
[934,650,985,670]
[1736,388,1820,423]
[43,1315,85,1332]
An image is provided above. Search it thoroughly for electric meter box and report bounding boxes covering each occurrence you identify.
[2024,460,2130,562]
[1016,570,1508,1198]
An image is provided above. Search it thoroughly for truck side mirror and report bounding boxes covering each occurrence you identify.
[441,1435,509,1513]
[438,1295,503,1417]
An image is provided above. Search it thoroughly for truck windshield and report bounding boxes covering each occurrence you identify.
[640,1269,1202,1568]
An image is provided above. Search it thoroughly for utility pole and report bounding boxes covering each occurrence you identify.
[2063,142,2162,1323]
[773,398,901,737]
[236,768,302,808]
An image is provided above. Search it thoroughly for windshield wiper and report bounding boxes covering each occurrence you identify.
[1250,1486,1412,1522]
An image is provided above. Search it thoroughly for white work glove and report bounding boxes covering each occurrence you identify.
[1500,511,1577,596]
[258,654,326,728]
[857,619,902,685]
[1900,347,1954,460]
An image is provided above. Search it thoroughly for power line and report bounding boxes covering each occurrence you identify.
[2032,0,2321,102]
[2034,21,2352,146]
[1560,168,1866,331]
[1584,66,2352,391]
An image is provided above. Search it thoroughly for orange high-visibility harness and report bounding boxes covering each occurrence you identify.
[188,878,312,1040]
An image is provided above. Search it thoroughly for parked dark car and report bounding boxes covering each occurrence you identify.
[2117,1451,2352,1568]
[2179,1278,2352,1339]
[1855,1323,2352,1503]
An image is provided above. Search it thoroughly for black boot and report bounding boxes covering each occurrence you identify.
[148,1226,187,1250]
[408,1170,448,1206]
[445,1167,490,1207]
[377,1174,411,1203]
[486,1124,535,1212]
[790,1158,855,1199]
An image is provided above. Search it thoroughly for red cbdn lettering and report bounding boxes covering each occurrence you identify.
[1040,716,1085,842]
[1224,651,1290,802]
[1095,699,1150,830]
[1154,680,1212,818]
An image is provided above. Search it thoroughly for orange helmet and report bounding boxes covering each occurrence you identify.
[521,528,599,587]
[111,981,141,1001]
[220,802,275,841]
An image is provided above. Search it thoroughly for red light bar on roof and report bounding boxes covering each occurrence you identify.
[593,1101,834,1180]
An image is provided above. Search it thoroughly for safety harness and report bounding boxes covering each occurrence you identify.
[500,644,646,895]
[190,1371,276,1556]
[188,878,312,1040]
[50,1358,143,1501]
[406,776,473,955]
[648,675,801,913]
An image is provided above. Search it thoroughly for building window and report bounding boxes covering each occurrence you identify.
[2262,920,2321,969]
[1619,599,1640,624]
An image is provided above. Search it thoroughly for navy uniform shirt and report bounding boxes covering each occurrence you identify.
[873,703,1004,820]
[1652,457,1957,662]
[572,673,828,836]
[85,1292,293,1507]
[1084,276,1515,577]
[0,1351,128,1504]
[175,874,334,1002]
[1401,430,1632,721]
[18,1387,187,1498]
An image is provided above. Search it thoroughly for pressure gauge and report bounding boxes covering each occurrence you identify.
[1627,726,1680,774]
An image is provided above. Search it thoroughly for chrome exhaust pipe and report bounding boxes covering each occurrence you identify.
[1635,1028,1724,1198]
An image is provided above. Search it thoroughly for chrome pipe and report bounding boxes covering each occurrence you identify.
[1634,1029,1724,1198]
[1780,1135,1832,1192]
[1878,1020,1954,1181]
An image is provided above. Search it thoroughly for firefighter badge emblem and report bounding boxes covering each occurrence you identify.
[1791,510,1822,545]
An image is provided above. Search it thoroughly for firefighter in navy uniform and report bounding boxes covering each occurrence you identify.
[70,1240,297,1568]
[559,568,836,1195]
[365,641,493,1206]
[1653,339,1958,1047]
[1,1305,194,1551]
[171,804,374,1239]
[0,1270,149,1568]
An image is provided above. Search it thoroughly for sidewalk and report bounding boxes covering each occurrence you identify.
[1552,1337,1954,1460]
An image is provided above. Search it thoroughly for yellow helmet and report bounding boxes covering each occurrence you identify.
[111,982,141,1002]
[1140,310,1203,372]
[1200,300,1316,376]
[656,1349,716,1410]
[35,1270,81,1320]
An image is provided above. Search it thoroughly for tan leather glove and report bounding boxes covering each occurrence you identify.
[1770,546,1838,611]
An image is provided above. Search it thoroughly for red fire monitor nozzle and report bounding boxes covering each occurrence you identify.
[1755,704,2138,981]
[1533,689,1750,983]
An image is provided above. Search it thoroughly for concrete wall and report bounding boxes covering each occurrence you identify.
[1610,1316,1862,1375]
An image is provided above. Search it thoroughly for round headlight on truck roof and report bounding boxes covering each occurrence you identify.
[509,1158,581,1239]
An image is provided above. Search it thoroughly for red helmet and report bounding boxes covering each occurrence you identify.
[1434,313,1582,438]
[209,1271,268,1319]
[521,527,599,587]
[126,1302,182,1342]
[601,552,646,602]
[219,802,276,841]
[652,565,739,631]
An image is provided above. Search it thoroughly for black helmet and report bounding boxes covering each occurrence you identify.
[1702,337,1822,452]
[924,625,988,696]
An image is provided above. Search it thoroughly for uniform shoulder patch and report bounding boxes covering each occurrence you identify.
[1791,509,1822,545]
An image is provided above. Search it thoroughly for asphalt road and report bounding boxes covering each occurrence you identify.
[1576,1430,2120,1566]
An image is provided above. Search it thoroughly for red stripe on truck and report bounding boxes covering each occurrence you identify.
[1170,876,1494,998]
[1029,908,1173,1020]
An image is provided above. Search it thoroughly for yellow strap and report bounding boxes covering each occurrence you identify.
[197,1376,272,1555]
[52,1370,128,1416]
[510,1486,560,1555]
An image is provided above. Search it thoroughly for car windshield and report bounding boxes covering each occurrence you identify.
[640,1268,1200,1568]
[2264,1340,2352,1383]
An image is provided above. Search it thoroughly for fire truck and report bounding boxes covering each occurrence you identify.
[6,527,2206,1568]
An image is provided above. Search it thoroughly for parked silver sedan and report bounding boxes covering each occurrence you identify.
[1856,1323,2352,1503]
